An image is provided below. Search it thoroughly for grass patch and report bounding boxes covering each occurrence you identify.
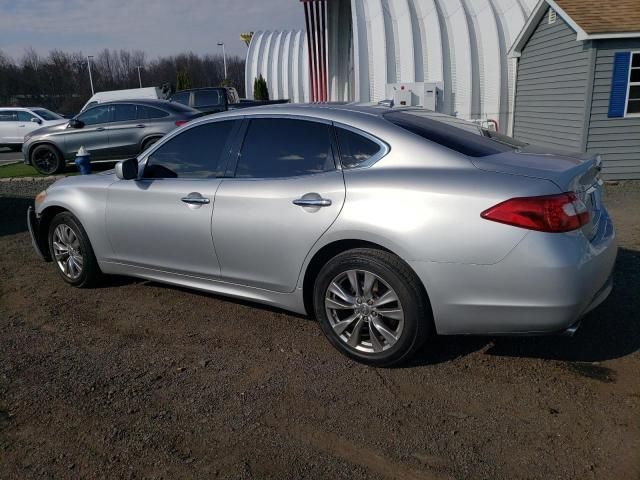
[0,162,52,178]
[0,161,118,179]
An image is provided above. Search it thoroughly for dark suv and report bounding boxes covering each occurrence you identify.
[23,99,201,174]
[170,87,289,114]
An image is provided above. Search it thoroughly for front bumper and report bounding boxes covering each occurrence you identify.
[27,206,49,260]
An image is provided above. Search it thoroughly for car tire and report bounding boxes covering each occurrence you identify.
[141,137,160,152]
[31,144,64,175]
[313,248,432,367]
[48,212,102,288]
[9,144,22,152]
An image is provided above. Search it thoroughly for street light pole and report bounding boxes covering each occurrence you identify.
[217,42,227,79]
[87,55,95,95]
[136,66,143,88]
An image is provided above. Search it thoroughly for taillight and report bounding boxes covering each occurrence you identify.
[175,120,188,127]
[481,192,589,233]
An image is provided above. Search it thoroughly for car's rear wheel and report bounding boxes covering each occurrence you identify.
[31,144,64,175]
[48,212,101,287]
[313,248,432,366]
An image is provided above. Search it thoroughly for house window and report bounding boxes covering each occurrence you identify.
[627,52,640,115]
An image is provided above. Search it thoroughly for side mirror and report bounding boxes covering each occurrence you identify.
[115,157,139,180]
[31,117,42,124]
[69,119,84,129]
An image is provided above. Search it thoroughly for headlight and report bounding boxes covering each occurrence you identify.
[35,190,47,208]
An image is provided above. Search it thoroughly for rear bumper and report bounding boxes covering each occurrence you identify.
[411,214,617,335]
[27,206,48,260]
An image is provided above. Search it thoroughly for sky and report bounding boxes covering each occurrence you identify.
[0,0,304,60]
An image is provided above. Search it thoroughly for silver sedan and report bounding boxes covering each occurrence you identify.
[27,104,617,366]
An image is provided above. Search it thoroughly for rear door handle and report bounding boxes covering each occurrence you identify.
[96,127,105,131]
[181,196,210,205]
[293,198,332,207]
[135,124,146,128]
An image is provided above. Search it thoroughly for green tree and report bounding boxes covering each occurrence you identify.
[176,69,192,91]
[253,74,269,101]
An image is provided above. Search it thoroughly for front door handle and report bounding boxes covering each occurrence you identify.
[96,127,105,131]
[135,124,146,128]
[293,198,332,207]
[181,196,210,205]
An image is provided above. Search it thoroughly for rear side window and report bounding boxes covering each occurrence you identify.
[137,105,169,119]
[194,90,223,107]
[113,104,137,122]
[236,119,335,178]
[335,127,382,168]
[144,120,237,179]
[0,111,17,121]
[384,111,512,157]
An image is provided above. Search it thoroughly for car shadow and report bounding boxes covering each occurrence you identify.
[408,247,640,366]
[0,196,32,236]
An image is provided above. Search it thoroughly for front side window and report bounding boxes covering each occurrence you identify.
[113,104,137,122]
[144,120,237,179]
[17,111,36,122]
[32,109,62,121]
[77,105,112,126]
[236,118,335,178]
[336,127,382,168]
[0,111,17,122]
[627,52,640,115]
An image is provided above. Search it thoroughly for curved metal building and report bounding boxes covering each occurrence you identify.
[245,30,310,103]
[245,0,539,132]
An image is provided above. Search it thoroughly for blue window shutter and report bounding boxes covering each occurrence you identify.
[608,51,631,118]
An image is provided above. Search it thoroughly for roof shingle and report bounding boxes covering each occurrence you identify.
[555,0,640,34]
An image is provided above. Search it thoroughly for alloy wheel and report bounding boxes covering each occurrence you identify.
[52,223,84,280]
[324,269,404,353]
[33,149,58,175]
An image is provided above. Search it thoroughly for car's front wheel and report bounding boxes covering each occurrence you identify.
[31,144,64,175]
[313,248,432,366]
[48,212,101,287]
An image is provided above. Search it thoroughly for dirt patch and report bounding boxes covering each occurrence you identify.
[1,179,639,479]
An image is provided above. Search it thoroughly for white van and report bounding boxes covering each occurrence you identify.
[80,87,162,112]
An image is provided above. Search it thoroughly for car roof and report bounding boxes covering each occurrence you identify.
[98,99,174,107]
[172,87,233,93]
[0,106,47,110]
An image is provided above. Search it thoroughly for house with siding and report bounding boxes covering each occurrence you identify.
[509,0,640,179]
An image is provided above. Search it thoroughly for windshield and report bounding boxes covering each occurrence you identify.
[32,108,63,121]
[384,110,528,157]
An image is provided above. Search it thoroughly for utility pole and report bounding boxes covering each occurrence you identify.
[87,55,95,95]
[136,66,143,88]
[217,42,227,79]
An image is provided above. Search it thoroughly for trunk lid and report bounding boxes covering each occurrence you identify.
[471,146,604,240]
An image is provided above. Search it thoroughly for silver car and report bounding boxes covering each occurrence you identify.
[27,104,617,366]
[22,99,201,175]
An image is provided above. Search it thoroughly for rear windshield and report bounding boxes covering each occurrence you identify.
[384,110,525,157]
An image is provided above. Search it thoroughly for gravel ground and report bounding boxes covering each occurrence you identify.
[1,178,639,480]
